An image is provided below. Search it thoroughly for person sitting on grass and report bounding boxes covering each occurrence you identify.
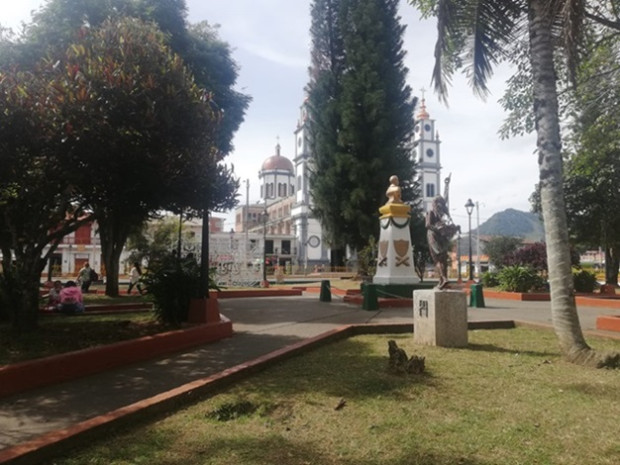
[58,281,85,314]
[44,280,63,312]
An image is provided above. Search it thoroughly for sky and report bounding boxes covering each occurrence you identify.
[2,0,540,231]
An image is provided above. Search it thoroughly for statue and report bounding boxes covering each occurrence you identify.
[385,175,402,204]
[426,175,460,289]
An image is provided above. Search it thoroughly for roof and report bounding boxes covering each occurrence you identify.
[261,143,294,173]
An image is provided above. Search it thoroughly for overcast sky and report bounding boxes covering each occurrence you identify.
[3,0,539,230]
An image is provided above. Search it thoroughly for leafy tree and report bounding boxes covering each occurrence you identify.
[0,64,93,331]
[21,0,248,295]
[307,0,419,263]
[484,236,522,270]
[562,39,620,286]
[408,0,620,366]
[57,17,222,296]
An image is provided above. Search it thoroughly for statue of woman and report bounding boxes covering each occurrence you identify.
[426,193,460,289]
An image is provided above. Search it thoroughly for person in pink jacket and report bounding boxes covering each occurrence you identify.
[58,281,85,314]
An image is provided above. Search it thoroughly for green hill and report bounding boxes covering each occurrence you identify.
[476,208,545,242]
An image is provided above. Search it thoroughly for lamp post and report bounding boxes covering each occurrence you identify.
[261,205,269,287]
[465,198,475,281]
[457,231,462,283]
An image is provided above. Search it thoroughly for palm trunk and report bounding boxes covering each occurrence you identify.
[528,0,591,361]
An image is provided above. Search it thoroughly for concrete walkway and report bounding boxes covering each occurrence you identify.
[0,293,618,461]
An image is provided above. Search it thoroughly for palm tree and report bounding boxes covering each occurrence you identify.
[409,0,620,367]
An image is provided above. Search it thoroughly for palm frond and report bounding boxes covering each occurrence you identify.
[465,0,524,99]
[432,0,459,103]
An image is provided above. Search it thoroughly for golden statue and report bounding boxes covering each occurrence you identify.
[385,175,402,204]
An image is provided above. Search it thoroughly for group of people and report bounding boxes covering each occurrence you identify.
[44,261,144,314]
[45,280,85,314]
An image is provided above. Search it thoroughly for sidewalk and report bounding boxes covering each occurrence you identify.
[1,293,618,462]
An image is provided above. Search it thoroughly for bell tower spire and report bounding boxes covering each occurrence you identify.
[414,89,442,213]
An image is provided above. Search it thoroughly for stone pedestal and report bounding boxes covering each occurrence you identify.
[413,289,467,347]
[373,203,418,285]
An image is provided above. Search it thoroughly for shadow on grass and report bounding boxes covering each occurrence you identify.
[235,337,439,402]
[466,342,559,358]
[189,436,485,465]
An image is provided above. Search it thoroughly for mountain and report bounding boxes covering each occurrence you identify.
[476,208,545,242]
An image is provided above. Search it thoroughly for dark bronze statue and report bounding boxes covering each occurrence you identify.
[426,175,460,289]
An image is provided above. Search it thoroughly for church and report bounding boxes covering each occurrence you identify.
[233,96,442,273]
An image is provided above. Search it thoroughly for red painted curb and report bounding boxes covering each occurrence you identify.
[596,315,620,332]
[0,318,233,399]
[215,289,302,298]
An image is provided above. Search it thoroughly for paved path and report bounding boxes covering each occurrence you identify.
[0,293,618,453]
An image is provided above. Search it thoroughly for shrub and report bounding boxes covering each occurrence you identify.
[572,268,598,293]
[357,236,377,279]
[481,271,500,288]
[497,266,545,293]
[142,253,218,325]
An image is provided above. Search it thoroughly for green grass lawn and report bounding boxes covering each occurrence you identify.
[1,296,165,365]
[48,328,620,465]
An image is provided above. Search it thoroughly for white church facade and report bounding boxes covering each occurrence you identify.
[233,96,442,272]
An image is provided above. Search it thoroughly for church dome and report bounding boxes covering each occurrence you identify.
[261,143,294,173]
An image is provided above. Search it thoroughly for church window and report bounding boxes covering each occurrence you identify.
[426,183,435,198]
[426,148,434,158]
[297,176,302,191]
[424,123,431,132]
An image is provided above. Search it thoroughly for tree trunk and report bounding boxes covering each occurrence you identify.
[330,247,346,271]
[528,0,592,362]
[98,218,132,297]
[604,246,619,286]
[2,254,45,332]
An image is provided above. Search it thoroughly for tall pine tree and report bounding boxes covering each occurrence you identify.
[306,0,348,267]
[307,0,419,261]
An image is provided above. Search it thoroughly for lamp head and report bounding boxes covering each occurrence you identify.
[465,198,475,215]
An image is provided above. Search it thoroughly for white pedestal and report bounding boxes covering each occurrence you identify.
[413,290,468,347]
[373,204,418,285]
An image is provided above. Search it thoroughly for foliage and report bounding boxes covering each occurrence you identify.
[480,271,500,288]
[508,242,547,273]
[484,236,522,269]
[12,0,248,300]
[307,0,419,254]
[356,235,377,278]
[572,268,598,293]
[142,252,219,325]
[142,253,198,325]
[125,216,191,267]
[497,266,545,293]
[411,212,431,281]
[0,58,94,330]
[561,38,620,286]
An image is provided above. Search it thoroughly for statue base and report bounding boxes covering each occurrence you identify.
[413,289,467,347]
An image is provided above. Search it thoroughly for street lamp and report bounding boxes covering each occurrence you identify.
[457,231,462,283]
[261,206,269,287]
[465,198,475,281]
